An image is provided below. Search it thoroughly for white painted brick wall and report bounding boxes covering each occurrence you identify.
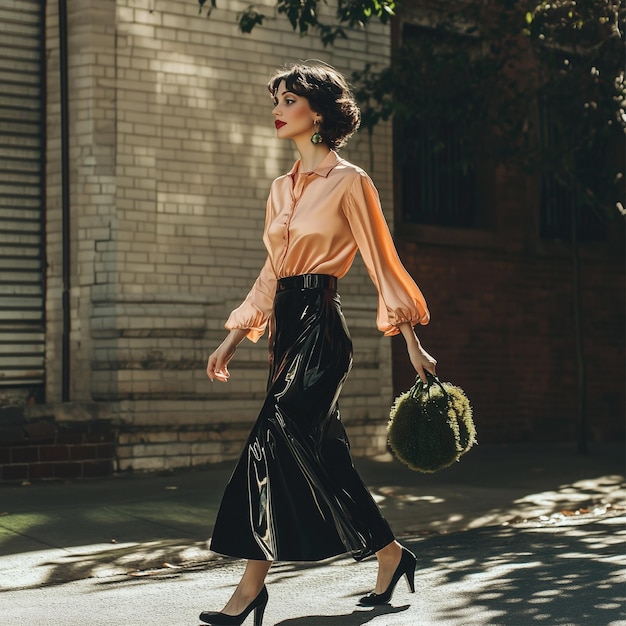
[45,0,395,469]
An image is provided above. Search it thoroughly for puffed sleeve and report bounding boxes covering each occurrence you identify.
[224,255,277,342]
[343,171,430,336]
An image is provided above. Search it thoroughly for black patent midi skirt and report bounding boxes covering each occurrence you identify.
[210,274,395,562]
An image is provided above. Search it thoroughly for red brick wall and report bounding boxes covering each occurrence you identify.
[0,408,115,482]
[393,233,625,444]
[389,3,625,445]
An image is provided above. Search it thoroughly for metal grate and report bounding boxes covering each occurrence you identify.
[398,22,478,228]
[538,100,607,242]
[0,0,45,388]
[401,120,476,227]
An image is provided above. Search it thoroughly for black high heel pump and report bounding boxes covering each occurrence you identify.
[199,586,268,626]
[358,547,416,606]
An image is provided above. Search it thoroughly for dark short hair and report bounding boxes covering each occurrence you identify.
[268,63,361,150]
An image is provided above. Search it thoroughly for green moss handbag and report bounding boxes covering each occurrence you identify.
[387,371,476,473]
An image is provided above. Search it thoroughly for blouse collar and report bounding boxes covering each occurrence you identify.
[288,150,341,179]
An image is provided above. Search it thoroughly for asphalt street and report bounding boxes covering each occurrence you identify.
[1,442,624,626]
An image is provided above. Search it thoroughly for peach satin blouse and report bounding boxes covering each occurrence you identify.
[225,150,430,342]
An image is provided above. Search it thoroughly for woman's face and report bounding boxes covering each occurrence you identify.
[272,80,319,142]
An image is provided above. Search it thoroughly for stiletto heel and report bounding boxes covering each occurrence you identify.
[358,547,416,606]
[253,602,265,626]
[404,558,416,593]
[199,586,268,625]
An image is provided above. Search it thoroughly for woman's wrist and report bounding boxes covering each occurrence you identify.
[398,322,420,347]
[225,328,249,348]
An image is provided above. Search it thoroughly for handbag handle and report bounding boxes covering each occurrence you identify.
[411,371,449,400]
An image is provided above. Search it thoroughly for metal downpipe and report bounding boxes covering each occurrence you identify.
[58,0,70,401]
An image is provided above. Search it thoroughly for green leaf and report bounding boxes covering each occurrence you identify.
[238,7,264,33]
[198,0,217,16]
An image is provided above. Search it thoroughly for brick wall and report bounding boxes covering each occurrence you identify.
[392,168,625,444]
[385,5,625,446]
[39,0,395,476]
[0,405,115,482]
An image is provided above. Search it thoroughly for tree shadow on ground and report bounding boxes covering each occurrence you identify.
[263,517,625,626]
[417,519,624,625]
[5,512,622,625]
[0,447,623,612]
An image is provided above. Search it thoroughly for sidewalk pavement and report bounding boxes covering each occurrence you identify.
[0,442,624,625]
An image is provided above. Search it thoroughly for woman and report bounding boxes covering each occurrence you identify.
[201,63,437,626]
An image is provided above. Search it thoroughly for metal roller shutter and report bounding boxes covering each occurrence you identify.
[0,1,45,389]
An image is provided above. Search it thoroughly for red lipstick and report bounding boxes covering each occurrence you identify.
[275,120,286,129]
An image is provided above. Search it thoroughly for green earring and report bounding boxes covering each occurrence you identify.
[311,121,322,145]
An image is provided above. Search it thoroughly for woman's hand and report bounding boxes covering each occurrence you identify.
[207,329,248,382]
[407,340,437,383]
[398,322,437,383]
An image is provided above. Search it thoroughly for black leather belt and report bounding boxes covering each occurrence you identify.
[277,274,338,292]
